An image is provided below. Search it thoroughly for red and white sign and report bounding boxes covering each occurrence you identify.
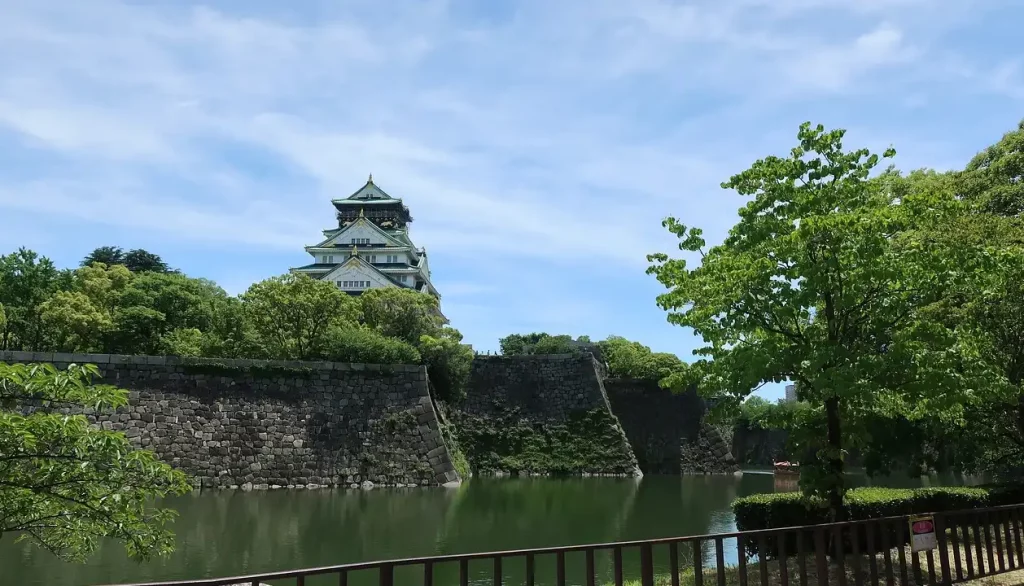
[910,515,937,552]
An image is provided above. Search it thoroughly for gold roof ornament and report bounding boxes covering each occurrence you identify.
[359,207,365,218]
[367,173,373,184]
[351,245,358,256]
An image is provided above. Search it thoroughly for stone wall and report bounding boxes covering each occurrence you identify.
[604,379,739,475]
[3,351,461,489]
[461,354,615,420]
[455,354,641,476]
[732,424,791,467]
[730,425,863,468]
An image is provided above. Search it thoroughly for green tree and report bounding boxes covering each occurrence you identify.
[159,328,205,357]
[498,333,549,355]
[958,119,1024,217]
[0,249,67,351]
[420,328,474,403]
[951,246,1024,478]
[239,274,360,360]
[597,336,685,382]
[532,334,578,354]
[37,263,134,353]
[37,292,112,352]
[108,306,167,354]
[646,122,993,516]
[359,287,444,345]
[123,249,170,274]
[81,246,125,268]
[194,296,249,358]
[109,273,233,355]
[498,332,591,356]
[858,155,1024,480]
[0,362,191,561]
[76,263,133,318]
[325,327,422,364]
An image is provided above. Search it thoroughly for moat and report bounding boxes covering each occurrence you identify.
[2,473,977,586]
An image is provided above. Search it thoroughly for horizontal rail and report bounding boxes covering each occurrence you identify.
[103,502,1024,586]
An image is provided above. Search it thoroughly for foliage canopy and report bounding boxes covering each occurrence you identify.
[647,122,999,514]
[0,362,191,561]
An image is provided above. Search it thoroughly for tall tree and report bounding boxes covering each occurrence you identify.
[81,246,124,268]
[239,274,360,360]
[498,333,549,355]
[647,123,993,516]
[123,249,170,274]
[359,287,444,345]
[597,336,685,382]
[0,362,191,561]
[0,248,66,350]
[110,272,231,355]
[958,119,1024,217]
[37,291,112,352]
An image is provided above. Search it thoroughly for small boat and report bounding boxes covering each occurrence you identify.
[773,461,800,476]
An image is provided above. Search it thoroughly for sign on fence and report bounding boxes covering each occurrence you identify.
[910,515,938,552]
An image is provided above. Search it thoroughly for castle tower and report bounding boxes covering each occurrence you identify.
[290,175,443,311]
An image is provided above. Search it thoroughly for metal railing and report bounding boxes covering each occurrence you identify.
[103,503,1024,586]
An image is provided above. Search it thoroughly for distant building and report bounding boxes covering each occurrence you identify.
[290,175,445,320]
[784,384,798,402]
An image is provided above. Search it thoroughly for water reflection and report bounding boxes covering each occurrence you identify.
[0,472,979,586]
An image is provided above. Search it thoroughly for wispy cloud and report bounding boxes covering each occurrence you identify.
[0,0,1021,398]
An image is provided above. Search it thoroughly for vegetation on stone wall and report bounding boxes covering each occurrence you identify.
[0,254,474,402]
[497,332,687,384]
[451,405,638,476]
[597,336,686,383]
[435,403,471,479]
[179,361,318,379]
[497,333,590,356]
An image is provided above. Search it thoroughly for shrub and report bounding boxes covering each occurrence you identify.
[732,485,1024,558]
[324,327,421,364]
[733,486,1002,532]
[597,336,684,382]
[418,329,473,403]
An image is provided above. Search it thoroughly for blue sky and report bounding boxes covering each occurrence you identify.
[1,0,1022,401]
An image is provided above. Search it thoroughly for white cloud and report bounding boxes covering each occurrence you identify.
[0,0,1020,366]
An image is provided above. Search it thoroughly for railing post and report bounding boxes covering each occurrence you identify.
[935,514,953,585]
[379,563,394,586]
[641,543,655,586]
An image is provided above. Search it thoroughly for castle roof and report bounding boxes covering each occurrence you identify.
[331,174,403,205]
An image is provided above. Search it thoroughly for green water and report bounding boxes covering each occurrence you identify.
[0,473,977,586]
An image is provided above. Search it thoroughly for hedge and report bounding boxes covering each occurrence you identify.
[732,485,1024,558]
[323,327,422,365]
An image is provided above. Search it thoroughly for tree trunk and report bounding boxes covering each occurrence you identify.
[825,396,844,520]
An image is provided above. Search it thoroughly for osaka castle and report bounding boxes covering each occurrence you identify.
[290,175,443,306]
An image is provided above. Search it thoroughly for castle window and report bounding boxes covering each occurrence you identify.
[386,254,398,263]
